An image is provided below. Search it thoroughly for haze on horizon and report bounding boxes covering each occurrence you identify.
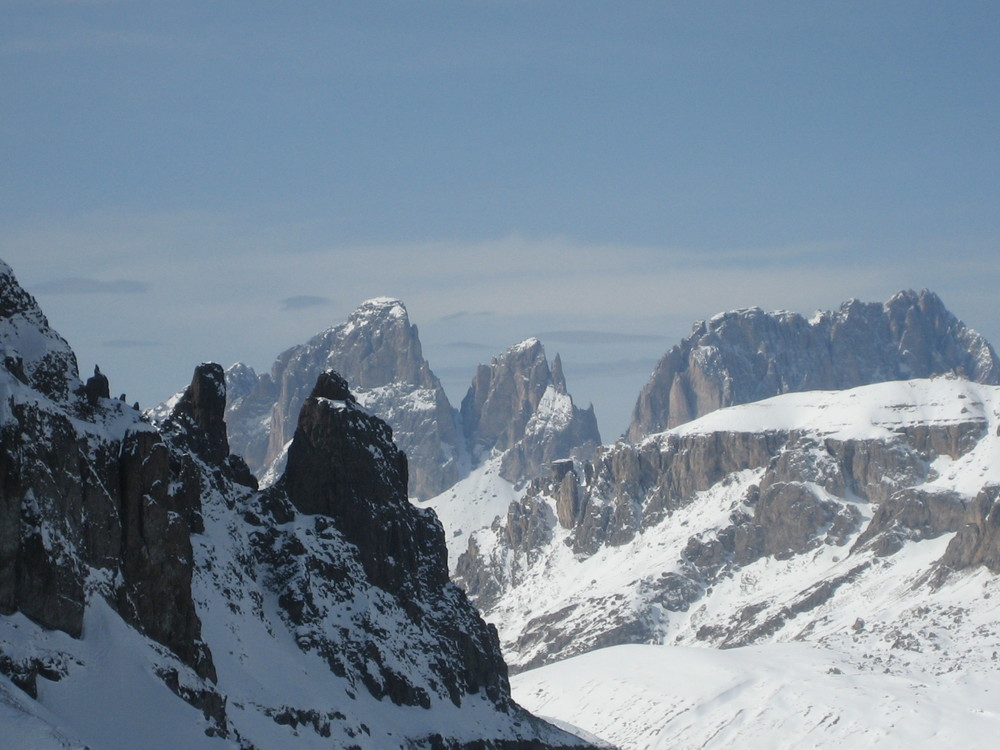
[2,1,998,439]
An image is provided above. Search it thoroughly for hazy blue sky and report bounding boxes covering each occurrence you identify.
[2,1,998,438]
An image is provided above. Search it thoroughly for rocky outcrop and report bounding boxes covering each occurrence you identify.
[0,304,215,682]
[939,485,1000,573]
[626,289,1000,442]
[281,371,445,595]
[852,488,968,557]
[461,340,601,483]
[226,298,466,499]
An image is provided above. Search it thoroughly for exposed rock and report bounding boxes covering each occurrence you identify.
[461,339,601,483]
[939,485,1000,573]
[164,362,257,489]
[627,290,1000,442]
[456,377,1000,671]
[0,260,596,749]
[84,365,109,406]
[853,488,968,557]
[116,427,214,680]
[226,298,466,499]
[281,371,444,594]
[163,362,229,464]
[0,350,213,683]
[222,362,279,473]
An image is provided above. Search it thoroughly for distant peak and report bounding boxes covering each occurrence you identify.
[355,297,407,316]
[340,298,410,334]
[511,337,542,352]
[225,361,256,377]
[885,288,942,306]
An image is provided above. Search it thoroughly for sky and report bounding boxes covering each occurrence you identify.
[2,1,998,439]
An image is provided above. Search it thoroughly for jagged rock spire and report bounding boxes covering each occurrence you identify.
[460,338,601,482]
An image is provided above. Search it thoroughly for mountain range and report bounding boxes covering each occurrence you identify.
[5,252,1000,750]
[0,260,594,750]
[219,299,600,501]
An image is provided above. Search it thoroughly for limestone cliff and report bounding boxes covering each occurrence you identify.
[626,290,1000,442]
[456,377,1000,673]
[226,298,466,500]
[460,339,601,483]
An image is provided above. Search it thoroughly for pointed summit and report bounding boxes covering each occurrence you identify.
[460,339,601,482]
[551,352,568,394]
[225,297,466,499]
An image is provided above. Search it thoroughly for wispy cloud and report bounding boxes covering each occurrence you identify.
[103,339,162,348]
[444,341,494,350]
[281,295,331,311]
[536,330,669,346]
[438,310,495,322]
[32,277,148,294]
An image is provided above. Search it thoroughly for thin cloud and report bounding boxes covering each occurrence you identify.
[281,295,331,311]
[560,358,662,378]
[444,341,494,350]
[32,277,148,295]
[536,330,669,346]
[103,339,162,348]
[439,310,495,322]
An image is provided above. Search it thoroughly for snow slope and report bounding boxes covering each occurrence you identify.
[446,377,1000,747]
[414,454,522,570]
[512,639,1000,750]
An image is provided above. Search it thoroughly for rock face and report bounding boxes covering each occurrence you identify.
[0,262,216,682]
[281,371,443,595]
[224,305,601,501]
[226,298,466,500]
[0,261,596,749]
[940,485,1000,573]
[455,377,1000,673]
[626,290,1000,442]
[461,339,601,483]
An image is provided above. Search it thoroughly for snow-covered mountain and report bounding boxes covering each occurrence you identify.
[461,338,601,484]
[626,289,1000,442]
[225,297,466,499]
[0,260,597,750]
[457,377,1000,671]
[222,302,600,500]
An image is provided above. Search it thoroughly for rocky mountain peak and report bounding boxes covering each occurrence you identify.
[225,297,466,499]
[164,362,230,464]
[282,371,438,594]
[0,262,80,403]
[223,361,260,404]
[551,352,568,394]
[626,289,1000,442]
[0,258,596,748]
[327,296,428,387]
[460,338,601,482]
